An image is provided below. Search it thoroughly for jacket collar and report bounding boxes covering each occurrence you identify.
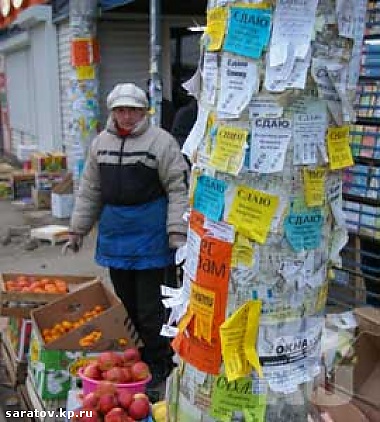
[106,115,150,137]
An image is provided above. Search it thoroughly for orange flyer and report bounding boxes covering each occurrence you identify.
[172,219,232,374]
[71,38,100,67]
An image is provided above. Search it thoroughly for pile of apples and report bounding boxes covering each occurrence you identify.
[72,384,151,421]
[4,275,68,294]
[75,348,153,421]
[81,348,151,385]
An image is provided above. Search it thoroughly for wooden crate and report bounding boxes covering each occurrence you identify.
[0,273,98,318]
[24,373,67,422]
[16,385,36,422]
[0,333,27,387]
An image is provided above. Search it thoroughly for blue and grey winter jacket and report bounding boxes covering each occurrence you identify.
[70,115,188,269]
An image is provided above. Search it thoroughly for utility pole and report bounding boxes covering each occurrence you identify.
[166,1,367,421]
[149,0,162,127]
[68,0,100,187]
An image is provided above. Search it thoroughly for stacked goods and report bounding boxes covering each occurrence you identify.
[0,273,95,318]
[72,386,151,421]
[30,280,143,352]
[27,281,143,401]
[3,275,68,294]
[71,348,152,421]
[78,348,151,393]
[40,305,105,345]
[31,152,67,173]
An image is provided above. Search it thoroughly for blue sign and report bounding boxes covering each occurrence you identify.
[224,7,272,59]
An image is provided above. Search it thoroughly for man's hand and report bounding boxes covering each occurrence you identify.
[63,232,84,253]
[169,233,187,250]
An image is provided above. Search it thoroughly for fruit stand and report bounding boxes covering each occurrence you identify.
[0,277,160,422]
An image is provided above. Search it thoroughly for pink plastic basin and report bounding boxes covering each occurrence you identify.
[78,367,152,396]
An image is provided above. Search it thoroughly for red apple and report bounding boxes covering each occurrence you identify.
[97,351,123,371]
[128,398,150,420]
[132,393,149,403]
[104,407,129,422]
[130,361,150,381]
[122,348,141,366]
[103,367,125,383]
[82,392,99,410]
[94,381,117,397]
[117,390,133,410]
[83,363,102,380]
[98,393,119,415]
[120,367,132,383]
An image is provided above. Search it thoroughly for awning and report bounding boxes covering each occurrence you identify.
[52,0,135,21]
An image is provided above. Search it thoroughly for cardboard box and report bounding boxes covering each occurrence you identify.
[31,280,143,352]
[11,172,35,199]
[312,387,370,422]
[0,273,96,318]
[31,186,51,209]
[354,307,380,335]
[28,328,95,400]
[25,372,67,414]
[31,152,67,173]
[331,332,380,419]
[0,180,11,199]
[51,192,74,219]
[6,317,32,361]
[35,171,67,190]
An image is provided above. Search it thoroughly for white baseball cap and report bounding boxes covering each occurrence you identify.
[107,83,149,110]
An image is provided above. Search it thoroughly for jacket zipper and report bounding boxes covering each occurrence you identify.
[118,137,126,200]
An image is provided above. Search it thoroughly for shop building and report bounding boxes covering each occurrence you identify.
[0,0,205,161]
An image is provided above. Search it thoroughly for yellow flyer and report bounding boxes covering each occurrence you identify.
[303,167,326,207]
[220,300,262,381]
[209,126,248,174]
[190,283,216,344]
[327,126,354,170]
[227,186,279,244]
[76,65,95,80]
[232,233,254,268]
[205,7,228,51]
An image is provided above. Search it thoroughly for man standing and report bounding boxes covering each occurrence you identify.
[68,83,188,390]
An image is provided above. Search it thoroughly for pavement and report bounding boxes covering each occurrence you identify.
[0,200,107,278]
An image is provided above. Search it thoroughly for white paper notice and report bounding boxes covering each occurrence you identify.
[326,173,346,227]
[183,228,202,280]
[258,317,323,393]
[182,66,202,100]
[269,0,318,65]
[202,52,218,106]
[336,0,355,39]
[250,117,292,173]
[293,98,328,165]
[181,105,210,160]
[311,58,350,125]
[265,48,311,92]
[249,95,283,119]
[217,53,259,119]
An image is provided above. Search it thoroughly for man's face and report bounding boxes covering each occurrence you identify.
[112,106,146,131]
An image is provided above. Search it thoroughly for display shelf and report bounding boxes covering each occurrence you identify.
[344,5,380,307]
[355,116,380,125]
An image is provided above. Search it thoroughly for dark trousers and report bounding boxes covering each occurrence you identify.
[109,267,173,368]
